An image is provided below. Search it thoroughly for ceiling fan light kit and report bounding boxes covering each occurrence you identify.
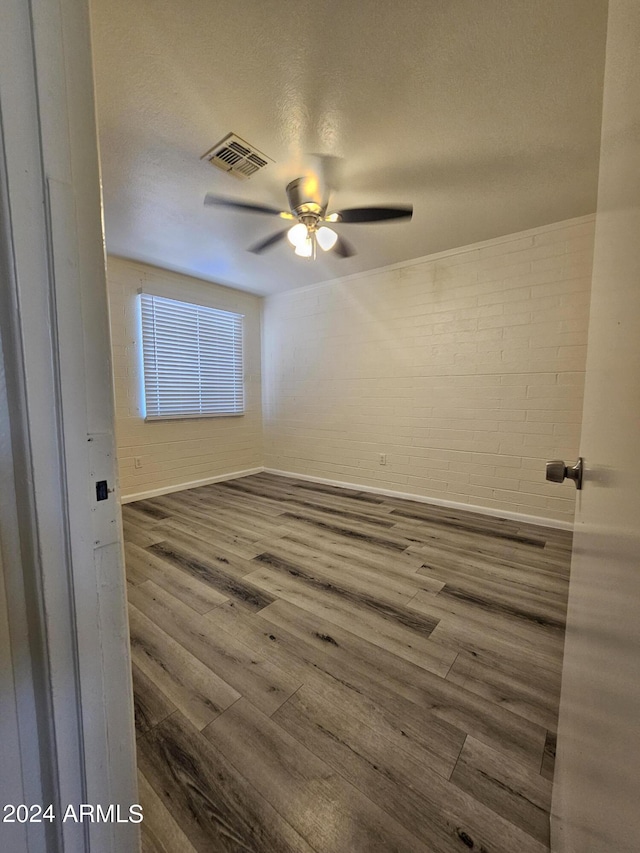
[204,176,413,261]
[287,221,338,261]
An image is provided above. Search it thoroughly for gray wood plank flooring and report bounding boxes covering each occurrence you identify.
[122,472,571,852]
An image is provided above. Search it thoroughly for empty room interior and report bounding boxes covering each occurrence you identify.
[43,0,634,850]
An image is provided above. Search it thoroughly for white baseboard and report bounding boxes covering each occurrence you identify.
[121,464,574,530]
[120,467,265,504]
[263,468,574,531]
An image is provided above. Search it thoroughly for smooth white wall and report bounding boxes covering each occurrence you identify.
[263,218,594,524]
[552,1,640,850]
[107,257,263,500]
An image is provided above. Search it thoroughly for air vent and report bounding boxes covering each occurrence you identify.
[201,133,272,180]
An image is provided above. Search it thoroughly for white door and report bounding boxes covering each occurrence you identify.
[551,1,640,850]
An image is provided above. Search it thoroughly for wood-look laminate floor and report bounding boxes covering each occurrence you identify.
[122,472,571,853]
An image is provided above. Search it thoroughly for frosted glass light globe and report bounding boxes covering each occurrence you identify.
[287,223,308,247]
[294,239,313,258]
[317,226,338,251]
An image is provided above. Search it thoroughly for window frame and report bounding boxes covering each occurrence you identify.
[138,291,245,422]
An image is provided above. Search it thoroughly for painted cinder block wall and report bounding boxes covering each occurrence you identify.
[106,257,263,500]
[262,217,594,525]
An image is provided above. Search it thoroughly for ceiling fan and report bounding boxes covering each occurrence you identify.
[204,177,413,260]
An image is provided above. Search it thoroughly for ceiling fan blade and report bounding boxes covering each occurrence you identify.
[247,229,289,254]
[333,235,356,259]
[332,205,413,223]
[204,194,292,218]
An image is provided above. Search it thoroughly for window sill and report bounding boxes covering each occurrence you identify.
[144,412,245,422]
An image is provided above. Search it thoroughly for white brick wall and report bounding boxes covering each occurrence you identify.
[263,217,594,524]
[107,257,263,499]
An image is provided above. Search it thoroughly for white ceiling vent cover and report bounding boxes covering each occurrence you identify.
[201,133,272,180]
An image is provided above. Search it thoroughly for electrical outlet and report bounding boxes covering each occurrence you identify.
[134,457,142,469]
[379,453,387,466]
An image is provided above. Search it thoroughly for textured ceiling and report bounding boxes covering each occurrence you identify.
[90,0,608,295]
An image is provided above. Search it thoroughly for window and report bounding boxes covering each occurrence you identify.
[140,293,244,420]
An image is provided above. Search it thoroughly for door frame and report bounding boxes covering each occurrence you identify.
[0,0,137,850]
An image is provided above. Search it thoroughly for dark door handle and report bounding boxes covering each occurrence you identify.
[546,458,583,490]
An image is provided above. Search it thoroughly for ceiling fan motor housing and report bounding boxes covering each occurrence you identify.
[286,177,324,220]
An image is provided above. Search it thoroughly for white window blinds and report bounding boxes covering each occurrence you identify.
[140,293,244,420]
